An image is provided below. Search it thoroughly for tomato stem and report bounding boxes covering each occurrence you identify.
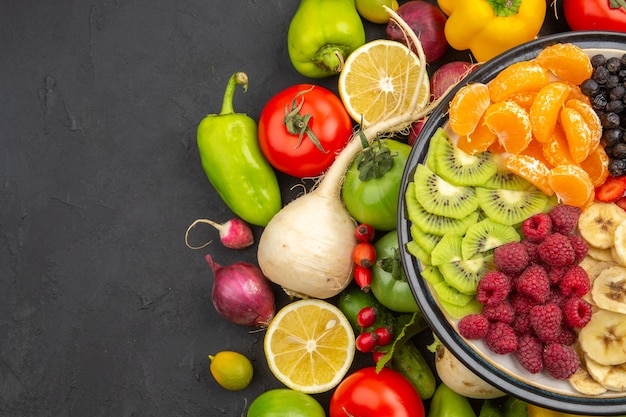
[283,86,328,153]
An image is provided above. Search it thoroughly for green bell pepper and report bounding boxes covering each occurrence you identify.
[196,72,281,227]
[370,229,420,313]
[287,0,366,78]
[428,383,477,417]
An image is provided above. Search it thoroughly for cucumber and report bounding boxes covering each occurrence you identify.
[337,285,436,399]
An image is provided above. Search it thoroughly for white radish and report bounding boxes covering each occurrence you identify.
[257,8,444,299]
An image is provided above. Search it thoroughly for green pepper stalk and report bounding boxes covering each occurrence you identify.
[196,72,281,227]
[287,0,366,78]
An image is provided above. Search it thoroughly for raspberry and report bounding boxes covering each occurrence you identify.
[529,303,562,343]
[546,288,567,307]
[516,264,550,303]
[510,292,539,315]
[569,234,589,263]
[493,242,530,275]
[546,265,567,286]
[483,301,515,324]
[537,233,576,267]
[543,343,579,379]
[515,334,544,374]
[548,205,581,235]
[458,313,490,339]
[512,314,532,334]
[485,322,518,354]
[562,296,593,328]
[555,325,578,346]
[522,240,540,264]
[559,265,591,297]
[476,271,512,306]
[522,213,553,243]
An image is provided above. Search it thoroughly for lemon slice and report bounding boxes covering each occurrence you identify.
[338,39,430,130]
[264,299,355,394]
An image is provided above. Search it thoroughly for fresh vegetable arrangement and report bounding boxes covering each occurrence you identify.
[189,2,626,416]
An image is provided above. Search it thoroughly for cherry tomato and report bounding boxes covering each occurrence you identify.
[329,367,425,417]
[352,242,376,268]
[258,84,353,178]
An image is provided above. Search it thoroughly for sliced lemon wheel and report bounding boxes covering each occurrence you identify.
[264,299,355,394]
[338,39,430,130]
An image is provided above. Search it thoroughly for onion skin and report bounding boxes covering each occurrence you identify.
[205,254,275,327]
[386,1,448,64]
[430,61,479,102]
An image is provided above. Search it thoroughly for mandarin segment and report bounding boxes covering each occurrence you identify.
[505,154,553,196]
[535,43,593,85]
[565,98,602,149]
[456,115,497,155]
[521,139,552,168]
[547,164,594,208]
[509,91,537,111]
[580,146,610,187]
[483,100,532,155]
[488,60,550,103]
[561,106,594,163]
[448,82,491,136]
[542,123,576,167]
[529,81,570,143]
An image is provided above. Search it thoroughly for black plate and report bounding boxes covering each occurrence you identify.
[398,31,626,415]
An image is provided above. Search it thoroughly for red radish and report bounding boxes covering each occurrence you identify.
[185,218,254,249]
[386,0,448,64]
[430,61,480,101]
[407,117,427,146]
[205,254,275,327]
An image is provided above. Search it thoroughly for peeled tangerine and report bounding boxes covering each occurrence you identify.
[547,164,594,208]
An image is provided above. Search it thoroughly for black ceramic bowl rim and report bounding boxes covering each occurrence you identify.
[398,31,626,415]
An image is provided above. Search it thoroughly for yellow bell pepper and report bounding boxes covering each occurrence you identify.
[437,0,546,62]
[527,403,626,417]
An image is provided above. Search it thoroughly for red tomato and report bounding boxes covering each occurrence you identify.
[329,367,425,417]
[258,84,353,178]
[563,0,626,31]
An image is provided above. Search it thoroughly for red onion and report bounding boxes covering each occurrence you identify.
[430,61,480,102]
[205,254,275,327]
[386,0,448,64]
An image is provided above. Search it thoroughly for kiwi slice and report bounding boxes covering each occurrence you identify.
[420,265,473,307]
[476,187,548,226]
[410,223,442,253]
[482,161,533,191]
[406,240,431,266]
[439,298,484,320]
[406,184,480,236]
[413,164,478,219]
[431,234,463,266]
[439,254,493,295]
[430,128,498,187]
[461,218,521,260]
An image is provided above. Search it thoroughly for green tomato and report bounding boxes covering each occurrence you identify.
[370,230,419,313]
[342,139,411,231]
[247,389,326,417]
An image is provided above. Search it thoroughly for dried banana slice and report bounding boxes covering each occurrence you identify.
[591,266,626,314]
[569,366,608,395]
[578,202,626,249]
[585,356,626,392]
[578,309,626,366]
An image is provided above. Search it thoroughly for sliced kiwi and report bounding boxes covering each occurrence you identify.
[406,240,431,266]
[406,185,480,236]
[439,254,494,295]
[439,298,484,320]
[461,218,521,260]
[476,187,549,226]
[430,128,498,186]
[410,223,442,253]
[482,162,533,191]
[413,164,478,219]
[431,234,463,266]
[420,265,473,307]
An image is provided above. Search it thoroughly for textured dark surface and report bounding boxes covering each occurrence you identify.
[1,1,568,416]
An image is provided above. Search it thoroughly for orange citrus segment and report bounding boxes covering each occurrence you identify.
[505,154,553,196]
[561,106,594,164]
[529,81,571,143]
[580,146,610,187]
[488,60,550,103]
[566,83,592,106]
[483,100,532,155]
[338,39,430,129]
[547,164,594,208]
[542,123,576,167]
[565,98,602,150]
[535,43,593,85]
[264,299,355,394]
[509,91,537,111]
[522,139,552,168]
[448,83,491,136]
[456,115,497,154]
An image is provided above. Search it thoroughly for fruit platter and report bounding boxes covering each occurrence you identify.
[399,31,626,414]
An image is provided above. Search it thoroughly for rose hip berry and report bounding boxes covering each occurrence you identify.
[357,306,377,328]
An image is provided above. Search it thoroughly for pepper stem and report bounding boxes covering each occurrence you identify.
[312,44,350,74]
[220,72,248,115]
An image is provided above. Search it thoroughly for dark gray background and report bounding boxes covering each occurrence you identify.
[1,1,567,416]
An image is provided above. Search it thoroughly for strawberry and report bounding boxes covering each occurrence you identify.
[616,196,626,212]
[595,175,626,203]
